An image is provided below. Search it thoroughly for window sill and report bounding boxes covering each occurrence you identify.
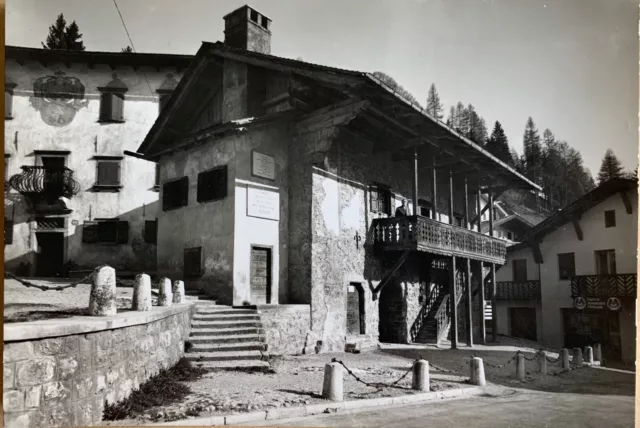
[5,116,13,121]
[97,119,126,124]
[93,185,123,193]
[197,196,226,204]
[153,185,160,192]
[163,205,188,212]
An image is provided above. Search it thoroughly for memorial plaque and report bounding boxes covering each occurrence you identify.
[247,187,280,221]
[252,151,276,181]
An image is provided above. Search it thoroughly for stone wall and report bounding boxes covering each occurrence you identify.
[3,304,194,428]
[257,305,311,355]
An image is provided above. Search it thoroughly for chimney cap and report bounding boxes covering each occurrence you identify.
[223,5,272,22]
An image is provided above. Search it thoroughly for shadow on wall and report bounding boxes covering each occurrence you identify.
[4,196,158,278]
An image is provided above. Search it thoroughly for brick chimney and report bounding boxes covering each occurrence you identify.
[223,5,272,54]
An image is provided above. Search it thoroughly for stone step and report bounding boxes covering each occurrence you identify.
[190,334,265,344]
[192,313,260,321]
[185,296,217,302]
[191,320,262,328]
[190,342,266,352]
[195,308,257,315]
[191,360,271,369]
[190,327,265,336]
[184,350,263,362]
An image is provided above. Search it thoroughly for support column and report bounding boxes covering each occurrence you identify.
[476,188,482,232]
[450,255,458,349]
[488,190,497,342]
[466,258,473,347]
[478,260,486,345]
[449,166,454,224]
[431,159,437,220]
[413,148,419,216]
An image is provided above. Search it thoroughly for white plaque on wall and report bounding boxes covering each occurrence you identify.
[247,187,280,221]
[252,151,276,181]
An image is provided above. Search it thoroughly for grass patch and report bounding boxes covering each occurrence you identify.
[103,358,207,421]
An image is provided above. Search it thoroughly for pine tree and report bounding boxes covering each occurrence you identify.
[454,102,466,133]
[446,106,455,128]
[597,149,624,184]
[426,83,443,121]
[372,71,420,106]
[522,117,542,183]
[486,121,512,164]
[121,46,134,53]
[42,14,85,50]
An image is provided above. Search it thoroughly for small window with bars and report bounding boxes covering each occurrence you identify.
[163,176,189,211]
[94,157,123,190]
[197,166,227,203]
[369,185,391,216]
[82,219,129,244]
[144,220,157,244]
[184,246,202,278]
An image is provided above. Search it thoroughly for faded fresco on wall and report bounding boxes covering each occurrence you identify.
[29,71,88,127]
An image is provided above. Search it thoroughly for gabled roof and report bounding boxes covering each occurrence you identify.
[481,214,534,233]
[508,178,638,252]
[137,41,542,192]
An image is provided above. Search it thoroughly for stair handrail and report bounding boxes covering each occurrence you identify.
[434,293,451,344]
[409,284,441,342]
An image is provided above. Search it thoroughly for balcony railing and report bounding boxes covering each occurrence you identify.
[368,215,506,264]
[8,166,81,200]
[484,280,541,301]
[570,274,637,298]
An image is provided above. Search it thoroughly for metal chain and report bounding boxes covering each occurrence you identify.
[5,265,108,291]
[546,354,562,363]
[428,360,469,374]
[517,351,538,362]
[331,358,413,389]
[477,353,517,369]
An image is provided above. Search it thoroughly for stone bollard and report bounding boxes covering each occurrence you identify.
[131,273,152,311]
[322,363,344,401]
[516,353,525,381]
[561,348,571,370]
[594,344,603,363]
[572,347,583,367]
[412,359,430,391]
[584,346,594,364]
[537,350,548,375]
[470,357,486,386]
[157,277,173,307]
[172,280,185,304]
[88,266,117,316]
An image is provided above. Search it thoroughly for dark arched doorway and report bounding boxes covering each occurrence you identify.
[378,280,405,343]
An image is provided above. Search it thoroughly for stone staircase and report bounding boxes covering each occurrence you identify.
[183,294,269,369]
[413,291,447,344]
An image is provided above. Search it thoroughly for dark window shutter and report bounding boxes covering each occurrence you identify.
[162,182,171,211]
[184,247,202,278]
[5,91,13,119]
[112,93,124,121]
[100,93,113,121]
[197,166,227,203]
[144,220,157,244]
[97,162,120,186]
[4,219,13,245]
[82,221,98,243]
[117,221,129,244]
[180,177,189,207]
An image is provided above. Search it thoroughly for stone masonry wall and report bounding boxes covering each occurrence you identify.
[3,306,193,428]
[258,305,311,355]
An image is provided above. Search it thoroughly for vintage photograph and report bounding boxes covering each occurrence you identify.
[2,1,638,427]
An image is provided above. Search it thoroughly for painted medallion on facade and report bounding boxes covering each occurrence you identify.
[30,71,88,127]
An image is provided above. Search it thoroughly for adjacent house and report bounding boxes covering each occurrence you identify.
[4,46,192,277]
[135,5,541,353]
[494,178,637,364]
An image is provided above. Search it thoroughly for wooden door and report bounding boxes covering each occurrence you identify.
[509,307,537,341]
[347,283,364,335]
[250,247,271,305]
[36,232,64,277]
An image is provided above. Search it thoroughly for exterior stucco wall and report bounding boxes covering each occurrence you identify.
[5,59,184,274]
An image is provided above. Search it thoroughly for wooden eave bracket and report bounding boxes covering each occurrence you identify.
[372,250,411,298]
[619,191,632,214]
[532,240,544,264]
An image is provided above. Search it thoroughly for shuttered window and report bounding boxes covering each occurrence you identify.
[370,185,391,215]
[82,220,129,244]
[197,165,227,203]
[4,219,13,245]
[144,220,157,244]
[99,92,125,122]
[163,177,189,211]
[184,247,202,278]
[96,161,121,186]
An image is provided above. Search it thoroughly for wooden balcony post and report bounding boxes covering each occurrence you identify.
[449,166,454,225]
[476,188,482,233]
[463,176,469,229]
[413,147,419,216]
[431,159,437,220]
[450,255,458,349]
[466,257,473,347]
[491,263,497,342]
[488,191,494,237]
[478,261,486,344]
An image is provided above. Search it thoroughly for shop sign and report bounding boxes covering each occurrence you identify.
[573,296,622,311]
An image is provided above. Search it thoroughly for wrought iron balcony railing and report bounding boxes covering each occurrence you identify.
[8,166,81,200]
[570,274,636,298]
[368,215,506,264]
[484,280,541,301]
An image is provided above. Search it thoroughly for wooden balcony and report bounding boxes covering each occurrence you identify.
[570,274,636,298]
[368,215,506,264]
[8,166,81,201]
[485,280,541,301]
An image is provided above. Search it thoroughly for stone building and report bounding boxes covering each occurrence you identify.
[136,5,541,352]
[494,178,637,364]
[4,46,192,277]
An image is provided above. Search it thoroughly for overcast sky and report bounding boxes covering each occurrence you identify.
[7,0,639,175]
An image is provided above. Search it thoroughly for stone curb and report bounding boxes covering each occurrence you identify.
[154,386,484,426]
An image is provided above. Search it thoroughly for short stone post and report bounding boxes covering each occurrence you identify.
[88,266,117,316]
[584,346,594,364]
[470,357,486,386]
[572,347,583,367]
[515,353,525,381]
[131,273,152,311]
[594,344,603,363]
[561,348,571,370]
[412,359,430,392]
[322,363,344,401]
[157,277,173,307]
[537,350,547,375]
[172,280,185,304]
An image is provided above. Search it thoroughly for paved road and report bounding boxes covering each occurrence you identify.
[244,387,634,428]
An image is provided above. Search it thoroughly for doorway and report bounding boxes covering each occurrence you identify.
[509,307,537,341]
[250,246,272,305]
[347,283,365,335]
[378,280,405,343]
[562,308,621,360]
[35,232,64,277]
